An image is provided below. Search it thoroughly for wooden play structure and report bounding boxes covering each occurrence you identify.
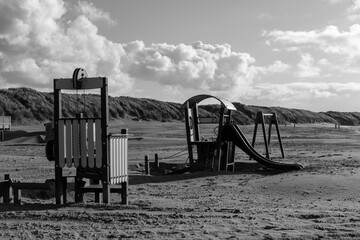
[182,95,303,171]
[53,68,128,204]
[251,111,284,159]
[182,94,237,171]
[0,69,129,205]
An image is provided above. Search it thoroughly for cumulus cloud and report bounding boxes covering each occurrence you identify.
[2,0,360,111]
[347,0,360,20]
[0,0,130,94]
[75,1,116,25]
[255,82,360,103]
[121,41,257,99]
[254,60,290,75]
[264,24,360,73]
[0,0,260,100]
[295,53,321,78]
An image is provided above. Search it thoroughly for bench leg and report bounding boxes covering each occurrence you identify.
[13,188,21,205]
[103,183,110,204]
[75,177,84,203]
[121,182,128,205]
[95,192,101,203]
[2,174,11,203]
[62,177,67,204]
[55,167,63,205]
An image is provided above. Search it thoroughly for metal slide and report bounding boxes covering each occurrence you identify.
[221,123,303,171]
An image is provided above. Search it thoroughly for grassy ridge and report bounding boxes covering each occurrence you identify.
[0,88,358,125]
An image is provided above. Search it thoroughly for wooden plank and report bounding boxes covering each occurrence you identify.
[72,120,80,167]
[124,135,128,182]
[109,137,115,184]
[88,119,95,168]
[80,120,87,168]
[81,77,105,89]
[65,120,72,168]
[198,117,219,124]
[54,78,73,89]
[95,119,102,168]
[54,77,105,90]
[58,120,65,168]
[11,182,52,190]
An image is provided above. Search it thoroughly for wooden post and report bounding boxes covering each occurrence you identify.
[145,155,150,175]
[121,181,128,205]
[101,77,110,204]
[54,86,63,205]
[2,174,10,203]
[155,153,159,168]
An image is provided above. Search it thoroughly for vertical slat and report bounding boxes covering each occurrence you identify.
[113,137,117,184]
[58,120,65,168]
[87,119,95,168]
[121,136,125,183]
[124,135,128,182]
[117,136,121,183]
[72,120,80,167]
[95,119,102,168]
[109,137,112,184]
[80,120,87,168]
[110,137,115,184]
[65,120,73,168]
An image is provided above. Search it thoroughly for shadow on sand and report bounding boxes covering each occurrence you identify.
[129,161,290,185]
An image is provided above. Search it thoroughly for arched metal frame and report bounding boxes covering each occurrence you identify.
[182,94,236,171]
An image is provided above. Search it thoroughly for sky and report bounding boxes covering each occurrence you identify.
[1,0,360,112]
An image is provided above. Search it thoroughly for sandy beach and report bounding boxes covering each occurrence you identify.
[0,121,360,239]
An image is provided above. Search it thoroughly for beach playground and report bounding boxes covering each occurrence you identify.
[0,120,360,239]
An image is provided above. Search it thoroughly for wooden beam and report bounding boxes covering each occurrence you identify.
[54,77,106,90]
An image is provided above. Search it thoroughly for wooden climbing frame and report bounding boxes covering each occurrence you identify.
[182,95,236,172]
[54,68,128,205]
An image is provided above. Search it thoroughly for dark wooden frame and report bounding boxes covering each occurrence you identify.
[182,95,236,172]
[54,75,114,204]
[251,111,285,159]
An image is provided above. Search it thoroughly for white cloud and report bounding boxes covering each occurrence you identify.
[122,41,257,97]
[0,0,130,93]
[2,0,359,111]
[255,82,360,103]
[75,1,116,26]
[256,60,290,75]
[347,0,360,20]
[265,24,360,68]
[295,53,321,78]
[0,0,259,100]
